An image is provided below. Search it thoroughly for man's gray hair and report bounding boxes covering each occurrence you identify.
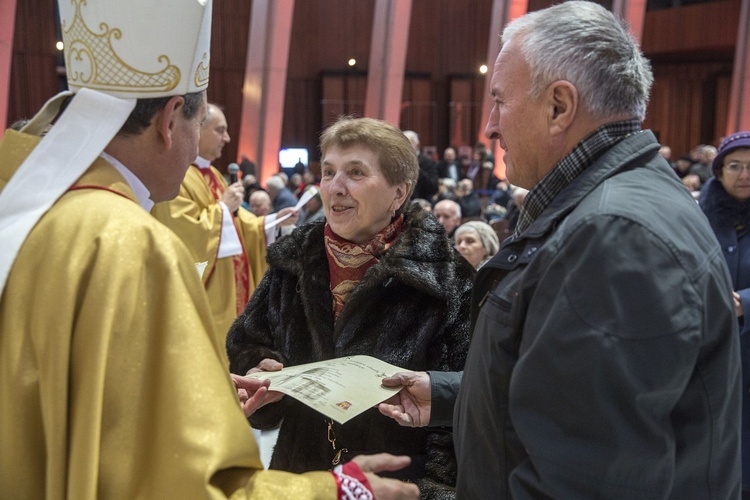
[455,221,500,259]
[403,130,420,148]
[502,1,653,121]
[266,175,285,190]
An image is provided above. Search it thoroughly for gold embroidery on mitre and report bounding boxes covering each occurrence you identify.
[195,53,210,87]
[61,0,180,93]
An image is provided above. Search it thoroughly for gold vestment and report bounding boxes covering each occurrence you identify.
[152,165,268,343]
[0,130,334,499]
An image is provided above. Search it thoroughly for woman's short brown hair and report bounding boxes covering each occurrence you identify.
[319,117,419,212]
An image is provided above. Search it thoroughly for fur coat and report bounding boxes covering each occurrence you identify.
[226,205,475,498]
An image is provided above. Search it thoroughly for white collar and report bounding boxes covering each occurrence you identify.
[99,152,154,211]
[194,155,211,170]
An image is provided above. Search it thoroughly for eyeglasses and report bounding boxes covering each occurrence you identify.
[723,162,750,174]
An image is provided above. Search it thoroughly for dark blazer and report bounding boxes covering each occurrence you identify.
[272,187,297,211]
[437,160,461,182]
[414,154,439,200]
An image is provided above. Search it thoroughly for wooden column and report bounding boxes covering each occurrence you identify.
[364,0,412,126]
[727,0,750,134]
[612,0,647,45]
[480,0,528,181]
[237,0,295,187]
[0,0,17,132]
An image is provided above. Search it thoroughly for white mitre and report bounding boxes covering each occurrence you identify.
[0,0,213,293]
[60,0,211,98]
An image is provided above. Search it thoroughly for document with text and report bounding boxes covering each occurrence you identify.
[245,355,407,424]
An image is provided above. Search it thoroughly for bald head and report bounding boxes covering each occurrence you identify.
[434,199,462,235]
[249,190,272,216]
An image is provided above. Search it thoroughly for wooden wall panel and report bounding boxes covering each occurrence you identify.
[283,0,374,161]
[401,0,494,154]
[400,78,435,147]
[407,0,494,77]
[643,61,733,157]
[276,0,494,157]
[642,0,739,57]
[449,77,486,150]
[282,77,321,151]
[6,0,744,171]
[320,74,367,129]
[449,79,474,149]
[205,0,252,172]
[715,75,732,142]
[321,76,345,124]
[7,0,57,126]
[288,0,374,79]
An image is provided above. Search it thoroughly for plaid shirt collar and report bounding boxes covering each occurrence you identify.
[513,119,642,238]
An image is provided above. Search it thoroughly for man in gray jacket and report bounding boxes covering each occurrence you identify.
[380,2,741,498]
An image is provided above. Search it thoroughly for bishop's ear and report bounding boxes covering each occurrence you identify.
[155,95,185,149]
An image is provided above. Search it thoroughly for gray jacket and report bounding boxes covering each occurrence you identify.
[454,130,741,499]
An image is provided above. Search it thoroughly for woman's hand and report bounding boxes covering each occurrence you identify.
[231,374,270,417]
[242,358,285,407]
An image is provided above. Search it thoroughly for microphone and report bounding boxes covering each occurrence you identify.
[228,162,241,184]
[228,162,241,217]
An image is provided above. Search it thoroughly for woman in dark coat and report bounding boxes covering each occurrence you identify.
[699,131,750,497]
[227,117,475,499]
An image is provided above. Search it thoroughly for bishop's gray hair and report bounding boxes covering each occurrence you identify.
[502,1,653,121]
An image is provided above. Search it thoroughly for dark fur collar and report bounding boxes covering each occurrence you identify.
[266,204,467,299]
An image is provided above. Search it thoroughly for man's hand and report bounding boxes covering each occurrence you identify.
[222,181,245,213]
[275,206,299,227]
[231,374,270,417]
[378,372,431,427]
[353,454,420,500]
[734,291,743,317]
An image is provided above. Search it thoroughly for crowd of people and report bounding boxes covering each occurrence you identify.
[1,0,748,498]
[413,136,730,241]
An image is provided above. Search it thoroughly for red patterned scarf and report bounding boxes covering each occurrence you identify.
[199,166,251,315]
[324,215,404,320]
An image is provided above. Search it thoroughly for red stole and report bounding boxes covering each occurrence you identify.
[324,215,404,320]
[198,166,250,316]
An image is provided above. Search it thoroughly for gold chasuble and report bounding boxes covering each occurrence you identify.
[0,130,335,499]
[151,165,268,346]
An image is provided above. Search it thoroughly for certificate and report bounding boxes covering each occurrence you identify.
[245,355,407,424]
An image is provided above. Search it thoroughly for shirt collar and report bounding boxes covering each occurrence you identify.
[194,155,211,170]
[99,151,154,211]
[514,119,642,238]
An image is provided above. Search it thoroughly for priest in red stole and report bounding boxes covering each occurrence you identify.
[152,103,290,344]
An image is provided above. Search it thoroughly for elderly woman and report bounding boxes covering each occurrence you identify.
[454,220,500,269]
[226,117,475,496]
[699,131,750,495]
